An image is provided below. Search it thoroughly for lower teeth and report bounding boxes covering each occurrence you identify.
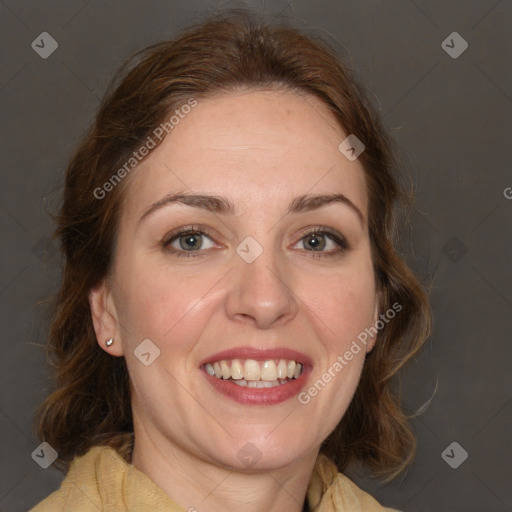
[231,378,292,388]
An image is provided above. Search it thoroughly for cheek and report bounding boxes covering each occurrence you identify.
[115,259,221,350]
[296,262,375,419]
[299,261,376,349]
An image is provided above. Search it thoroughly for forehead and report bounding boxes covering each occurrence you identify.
[124,88,368,221]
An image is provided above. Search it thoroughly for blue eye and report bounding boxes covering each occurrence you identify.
[293,229,349,258]
[162,225,349,259]
[163,227,216,257]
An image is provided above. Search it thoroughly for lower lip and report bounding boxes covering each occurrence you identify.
[203,369,310,405]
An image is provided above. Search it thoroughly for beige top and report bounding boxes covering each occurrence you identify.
[29,445,400,511]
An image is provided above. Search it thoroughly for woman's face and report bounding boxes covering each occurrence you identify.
[91,88,378,471]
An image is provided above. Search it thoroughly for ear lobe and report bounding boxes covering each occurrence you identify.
[88,280,124,357]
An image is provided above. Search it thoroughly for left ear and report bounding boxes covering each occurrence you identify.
[89,278,125,357]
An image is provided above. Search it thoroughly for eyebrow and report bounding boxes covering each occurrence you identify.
[139,192,365,226]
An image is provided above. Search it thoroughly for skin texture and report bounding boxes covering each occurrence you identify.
[89,88,379,512]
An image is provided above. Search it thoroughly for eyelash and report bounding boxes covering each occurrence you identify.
[161,224,350,259]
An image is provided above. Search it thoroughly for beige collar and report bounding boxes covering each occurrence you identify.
[31,445,399,512]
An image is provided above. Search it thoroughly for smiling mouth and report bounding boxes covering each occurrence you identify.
[203,358,304,388]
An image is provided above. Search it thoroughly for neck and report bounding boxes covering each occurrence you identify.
[131,424,319,512]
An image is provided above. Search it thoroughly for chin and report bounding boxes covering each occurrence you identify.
[204,430,317,473]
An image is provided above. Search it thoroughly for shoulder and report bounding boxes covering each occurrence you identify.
[28,444,183,512]
[308,453,402,512]
[28,446,121,512]
[29,490,67,512]
[337,473,401,512]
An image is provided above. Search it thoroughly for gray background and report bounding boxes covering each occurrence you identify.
[0,0,511,511]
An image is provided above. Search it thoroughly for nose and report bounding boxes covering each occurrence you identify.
[225,245,299,329]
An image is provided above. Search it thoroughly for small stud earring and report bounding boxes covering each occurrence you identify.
[106,337,114,347]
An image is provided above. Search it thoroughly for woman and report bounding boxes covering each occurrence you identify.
[30,10,432,512]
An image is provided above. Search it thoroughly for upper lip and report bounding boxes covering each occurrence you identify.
[199,346,312,367]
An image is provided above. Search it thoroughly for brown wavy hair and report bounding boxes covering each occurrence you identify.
[33,9,432,481]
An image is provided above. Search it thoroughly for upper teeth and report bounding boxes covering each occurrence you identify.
[204,359,303,381]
